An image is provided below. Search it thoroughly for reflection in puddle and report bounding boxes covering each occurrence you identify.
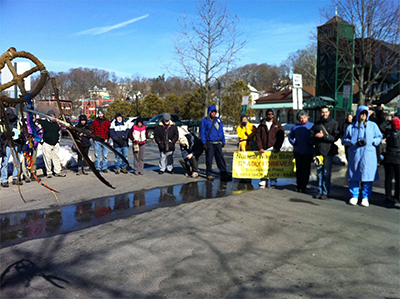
[1,178,295,248]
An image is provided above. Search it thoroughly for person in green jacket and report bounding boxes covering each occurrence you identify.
[38,110,66,178]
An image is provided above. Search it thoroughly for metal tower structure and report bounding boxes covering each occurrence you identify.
[316,16,355,118]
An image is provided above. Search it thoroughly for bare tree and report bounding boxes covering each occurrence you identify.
[172,0,246,116]
[220,63,282,91]
[287,43,317,87]
[321,0,400,106]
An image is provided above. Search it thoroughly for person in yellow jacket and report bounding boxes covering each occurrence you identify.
[237,116,256,151]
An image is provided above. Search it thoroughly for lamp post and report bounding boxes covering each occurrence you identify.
[128,90,140,116]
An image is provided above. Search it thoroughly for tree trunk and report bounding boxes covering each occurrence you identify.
[359,92,365,106]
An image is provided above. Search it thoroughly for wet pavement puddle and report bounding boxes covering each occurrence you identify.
[0,178,295,248]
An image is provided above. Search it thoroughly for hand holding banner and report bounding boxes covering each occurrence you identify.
[232,151,295,179]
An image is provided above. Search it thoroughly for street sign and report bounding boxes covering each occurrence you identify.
[293,74,303,88]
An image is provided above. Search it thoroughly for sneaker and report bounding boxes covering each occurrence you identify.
[184,173,190,178]
[115,170,120,174]
[159,170,164,175]
[76,169,83,175]
[25,178,31,183]
[47,175,52,178]
[259,181,267,187]
[82,169,89,175]
[320,194,328,200]
[313,194,322,199]
[102,169,108,173]
[166,170,174,174]
[12,179,23,185]
[1,182,9,188]
[55,173,66,177]
[361,198,369,207]
[349,197,358,205]
[207,175,214,180]
[192,172,199,178]
[121,168,128,174]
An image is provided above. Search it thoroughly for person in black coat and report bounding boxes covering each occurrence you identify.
[154,113,179,174]
[309,106,339,199]
[383,117,400,203]
[0,108,25,187]
[75,115,92,175]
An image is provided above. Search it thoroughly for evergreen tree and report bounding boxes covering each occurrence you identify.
[141,93,166,116]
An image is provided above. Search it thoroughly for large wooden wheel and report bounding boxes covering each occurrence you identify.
[0,47,48,104]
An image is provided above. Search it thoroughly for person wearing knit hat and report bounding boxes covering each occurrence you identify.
[154,112,179,174]
[75,114,92,175]
[38,109,66,178]
[91,108,111,173]
[110,113,130,174]
[128,116,147,175]
[382,116,400,204]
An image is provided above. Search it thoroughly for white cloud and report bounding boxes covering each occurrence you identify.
[76,14,150,35]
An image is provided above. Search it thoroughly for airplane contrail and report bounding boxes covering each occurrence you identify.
[77,14,149,35]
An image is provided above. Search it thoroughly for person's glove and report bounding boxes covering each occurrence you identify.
[221,143,225,148]
[203,143,208,151]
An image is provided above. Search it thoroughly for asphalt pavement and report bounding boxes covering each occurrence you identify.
[0,138,399,298]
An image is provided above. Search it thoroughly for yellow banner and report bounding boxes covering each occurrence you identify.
[232,151,295,179]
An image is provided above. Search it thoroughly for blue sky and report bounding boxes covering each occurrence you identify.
[0,0,330,80]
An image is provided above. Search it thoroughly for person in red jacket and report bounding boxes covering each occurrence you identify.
[91,108,111,173]
[256,109,284,188]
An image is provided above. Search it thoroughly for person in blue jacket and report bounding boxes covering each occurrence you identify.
[288,110,314,193]
[110,112,130,174]
[200,105,231,181]
[343,105,383,207]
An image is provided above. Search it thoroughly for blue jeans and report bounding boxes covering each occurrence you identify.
[115,146,129,170]
[94,141,109,171]
[1,146,20,183]
[349,181,373,199]
[316,155,333,195]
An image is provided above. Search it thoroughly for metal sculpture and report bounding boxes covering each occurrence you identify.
[0,48,128,202]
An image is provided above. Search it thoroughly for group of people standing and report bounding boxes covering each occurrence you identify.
[78,105,233,182]
[153,106,232,182]
[2,104,398,207]
[237,105,399,207]
[1,107,66,188]
[88,108,147,176]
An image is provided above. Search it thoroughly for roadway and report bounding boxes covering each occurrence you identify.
[0,138,399,298]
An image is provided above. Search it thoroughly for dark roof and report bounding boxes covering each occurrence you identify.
[256,86,315,103]
[319,15,351,27]
[257,89,292,103]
